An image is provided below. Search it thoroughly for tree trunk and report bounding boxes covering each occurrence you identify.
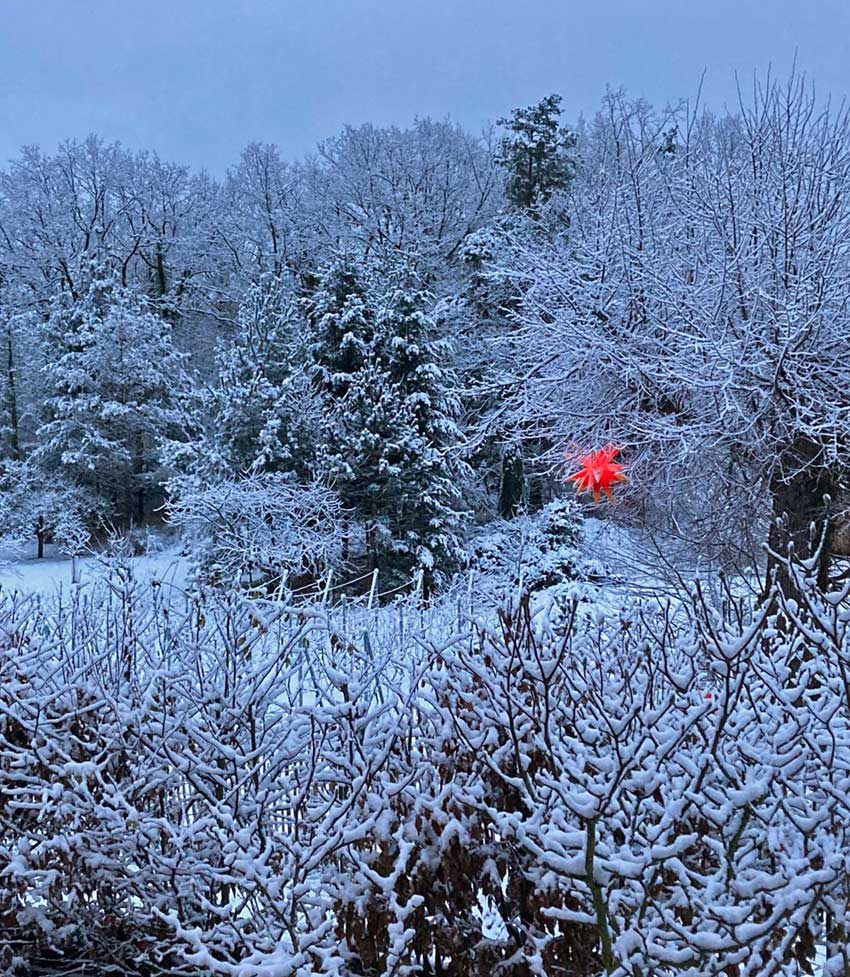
[365,523,376,570]
[36,515,45,560]
[341,517,350,564]
[765,437,838,600]
[156,246,168,298]
[133,431,145,523]
[498,448,524,519]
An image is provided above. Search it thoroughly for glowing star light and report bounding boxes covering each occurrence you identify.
[566,445,627,504]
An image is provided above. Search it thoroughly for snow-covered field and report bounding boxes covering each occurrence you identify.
[0,541,191,597]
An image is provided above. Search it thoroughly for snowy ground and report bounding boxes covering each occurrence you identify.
[581,515,766,610]
[0,541,191,598]
[0,517,715,609]
[0,517,759,616]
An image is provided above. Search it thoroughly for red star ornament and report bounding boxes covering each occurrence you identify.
[566,445,627,504]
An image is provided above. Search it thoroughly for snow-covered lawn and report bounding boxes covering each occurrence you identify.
[0,542,191,597]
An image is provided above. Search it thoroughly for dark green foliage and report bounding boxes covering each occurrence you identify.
[311,259,469,586]
[496,93,577,212]
[305,255,374,398]
[498,447,525,519]
[36,267,184,523]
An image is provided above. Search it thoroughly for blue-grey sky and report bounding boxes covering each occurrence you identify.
[1,0,847,174]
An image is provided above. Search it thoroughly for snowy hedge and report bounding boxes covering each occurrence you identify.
[1,566,849,975]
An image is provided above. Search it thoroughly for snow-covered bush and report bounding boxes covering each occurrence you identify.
[166,472,346,589]
[0,460,101,558]
[466,497,600,593]
[115,524,170,557]
[2,558,850,976]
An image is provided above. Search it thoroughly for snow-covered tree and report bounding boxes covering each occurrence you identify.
[495,79,850,595]
[0,459,100,558]
[0,295,40,461]
[309,119,502,277]
[218,142,313,285]
[315,261,468,588]
[374,266,470,580]
[0,138,216,310]
[36,267,185,522]
[173,275,320,482]
[496,93,577,213]
[305,253,375,399]
[461,95,577,516]
[457,218,565,517]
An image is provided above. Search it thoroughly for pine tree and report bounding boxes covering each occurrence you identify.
[210,276,320,479]
[161,276,324,558]
[319,357,411,570]
[487,95,577,512]
[496,93,576,213]
[36,268,184,522]
[374,266,469,586]
[316,261,468,589]
[0,286,42,463]
[305,254,374,399]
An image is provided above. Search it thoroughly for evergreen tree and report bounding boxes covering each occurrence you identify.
[161,276,324,552]
[487,95,578,511]
[316,261,468,589]
[210,277,319,479]
[498,447,525,518]
[374,267,469,586]
[305,254,374,399]
[36,268,184,522]
[496,93,576,213]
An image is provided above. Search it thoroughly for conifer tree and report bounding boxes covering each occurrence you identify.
[372,265,469,586]
[161,276,324,564]
[314,260,468,588]
[496,93,577,213]
[210,276,319,479]
[489,95,578,512]
[36,268,184,522]
[305,254,374,399]
[303,254,376,562]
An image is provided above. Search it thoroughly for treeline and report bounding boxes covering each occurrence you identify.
[0,97,575,587]
[4,74,850,598]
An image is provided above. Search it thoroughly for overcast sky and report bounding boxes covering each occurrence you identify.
[0,0,847,175]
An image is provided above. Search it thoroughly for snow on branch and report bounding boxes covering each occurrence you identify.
[0,562,849,975]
